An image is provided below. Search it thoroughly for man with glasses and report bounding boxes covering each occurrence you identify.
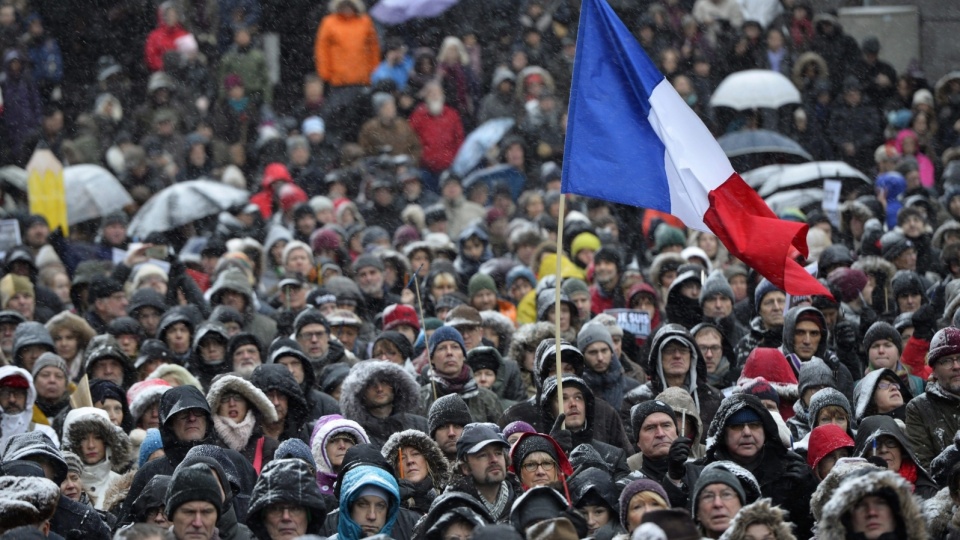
[907,326,960,467]
[692,465,747,539]
[703,393,816,538]
[446,423,519,523]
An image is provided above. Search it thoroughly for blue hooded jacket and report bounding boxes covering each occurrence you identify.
[337,465,400,540]
[875,172,906,229]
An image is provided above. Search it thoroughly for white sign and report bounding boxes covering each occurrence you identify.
[604,309,652,338]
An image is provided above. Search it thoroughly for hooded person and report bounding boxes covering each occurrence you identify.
[499,338,632,450]
[267,337,341,433]
[589,245,627,315]
[807,424,856,482]
[508,432,574,495]
[853,368,915,423]
[248,364,311,443]
[381,429,451,515]
[0,475,60,534]
[853,414,938,499]
[187,322,232,389]
[664,270,703,331]
[623,324,723,443]
[61,406,134,509]
[453,225,493,287]
[84,335,138,391]
[127,474,172,526]
[656,386,706,460]
[45,310,97,382]
[691,322,738,391]
[538,375,629,480]
[506,321,554,399]
[817,469,927,540]
[338,360,428,447]
[246,458,328,540]
[568,466,624,538]
[117,384,221,522]
[703,393,817,538]
[1,430,112,540]
[717,498,797,540]
[420,494,492,539]
[0,366,59,449]
[206,374,280,471]
[11,321,56,373]
[310,414,370,500]
[208,267,278,347]
[89,377,135,434]
[330,463,402,540]
[780,306,856,402]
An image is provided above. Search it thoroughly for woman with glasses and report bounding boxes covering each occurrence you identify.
[853,368,915,423]
[206,374,280,471]
[508,432,573,491]
[853,415,938,498]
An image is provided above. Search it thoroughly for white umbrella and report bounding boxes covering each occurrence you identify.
[127,180,250,237]
[451,117,515,177]
[370,0,461,24]
[63,165,133,225]
[756,161,871,197]
[710,70,801,110]
[764,188,825,214]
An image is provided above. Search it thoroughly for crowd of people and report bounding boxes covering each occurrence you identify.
[3,0,960,539]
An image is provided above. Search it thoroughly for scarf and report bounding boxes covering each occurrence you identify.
[228,96,249,112]
[213,411,257,452]
[479,480,511,520]
[429,364,478,398]
[706,357,731,387]
[582,355,624,409]
[899,460,918,491]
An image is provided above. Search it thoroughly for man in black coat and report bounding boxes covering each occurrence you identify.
[267,338,340,436]
[625,399,702,509]
[249,363,312,443]
[828,76,883,173]
[701,393,817,538]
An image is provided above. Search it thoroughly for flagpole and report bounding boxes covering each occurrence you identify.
[554,196,566,429]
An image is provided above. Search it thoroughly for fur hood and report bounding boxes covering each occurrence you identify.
[719,498,796,540]
[507,322,553,367]
[62,407,134,473]
[840,199,876,237]
[45,311,96,351]
[922,487,955,540]
[339,360,424,424]
[101,469,136,513]
[146,363,204,391]
[309,414,370,493]
[382,429,451,488]
[649,252,686,288]
[933,220,960,250]
[206,375,278,423]
[818,469,927,540]
[811,458,885,523]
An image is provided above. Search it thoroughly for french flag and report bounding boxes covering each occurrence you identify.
[561,0,830,297]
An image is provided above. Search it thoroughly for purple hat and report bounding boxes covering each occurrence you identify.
[503,421,536,439]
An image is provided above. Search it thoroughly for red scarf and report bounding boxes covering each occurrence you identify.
[898,461,918,491]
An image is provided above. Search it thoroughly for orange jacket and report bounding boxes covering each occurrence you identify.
[314,12,380,87]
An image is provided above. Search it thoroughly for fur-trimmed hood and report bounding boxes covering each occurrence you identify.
[853,368,914,422]
[933,220,960,250]
[339,360,424,424]
[309,414,370,495]
[922,487,955,540]
[101,469,136,513]
[818,469,928,540]
[382,429,451,488]
[840,199,876,237]
[62,407,134,473]
[649,252,686,289]
[507,322,553,368]
[719,498,796,540]
[146,363,204,391]
[206,374,278,423]
[811,458,885,523]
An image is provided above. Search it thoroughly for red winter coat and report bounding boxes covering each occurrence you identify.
[145,21,188,72]
[409,104,464,174]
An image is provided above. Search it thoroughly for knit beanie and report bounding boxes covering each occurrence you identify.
[654,225,686,253]
[798,358,836,397]
[0,274,33,307]
[293,308,330,336]
[353,253,384,273]
[468,273,498,299]
[561,278,589,299]
[594,246,623,272]
[726,407,763,426]
[692,466,746,508]
[827,268,868,303]
[503,421,536,440]
[741,380,780,406]
[863,321,903,355]
[928,327,960,366]
[619,479,670,529]
[166,463,223,520]
[429,326,466,358]
[807,388,852,428]
[139,428,164,468]
[31,352,67,379]
[753,279,781,311]
[577,322,614,356]
[630,400,677,440]
[880,230,914,261]
[699,270,735,305]
[275,438,318,470]
[62,451,84,476]
[571,232,601,258]
[427,394,472,436]
[466,346,503,373]
[382,304,420,332]
[891,271,925,300]
[512,434,560,470]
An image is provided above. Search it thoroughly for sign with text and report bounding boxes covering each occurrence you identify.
[604,309,652,338]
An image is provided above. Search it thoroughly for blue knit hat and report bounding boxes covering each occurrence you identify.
[726,407,763,426]
[275,438,318,470]
[139,428,164,468]
[429,326,466,358]
[753,279,782,311]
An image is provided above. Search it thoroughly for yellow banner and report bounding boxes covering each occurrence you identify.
[27,148,68,235]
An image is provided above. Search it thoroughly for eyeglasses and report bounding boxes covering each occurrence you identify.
[662,344,690,356]
[221,392,246,404]
[937,356,960,368]
[698,345,722,354]
[877,381,901,391]
[146,507,166,520]
[0,387,27,400]
[299,330,327,341]
[698,489,738,504]
[728,421,763,433]
[872,437,901,451]
[521,460,557,473]
[265,504,307,518]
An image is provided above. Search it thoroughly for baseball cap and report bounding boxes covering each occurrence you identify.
[456,423,509,461]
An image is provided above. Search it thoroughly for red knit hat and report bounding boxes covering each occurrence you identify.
[739,348,799,420]
[383,304,420,332]
[0,374,28,389]
[807,423,854,473]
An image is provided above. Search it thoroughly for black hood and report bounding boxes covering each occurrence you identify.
[569,467,618,513]
[267,339,317,394]
[247,459,328,540]
[705,393,783,462]
[249,364,310,429]
[158,385,217,466]
[781,306,828,358]
[130,475,171,522]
